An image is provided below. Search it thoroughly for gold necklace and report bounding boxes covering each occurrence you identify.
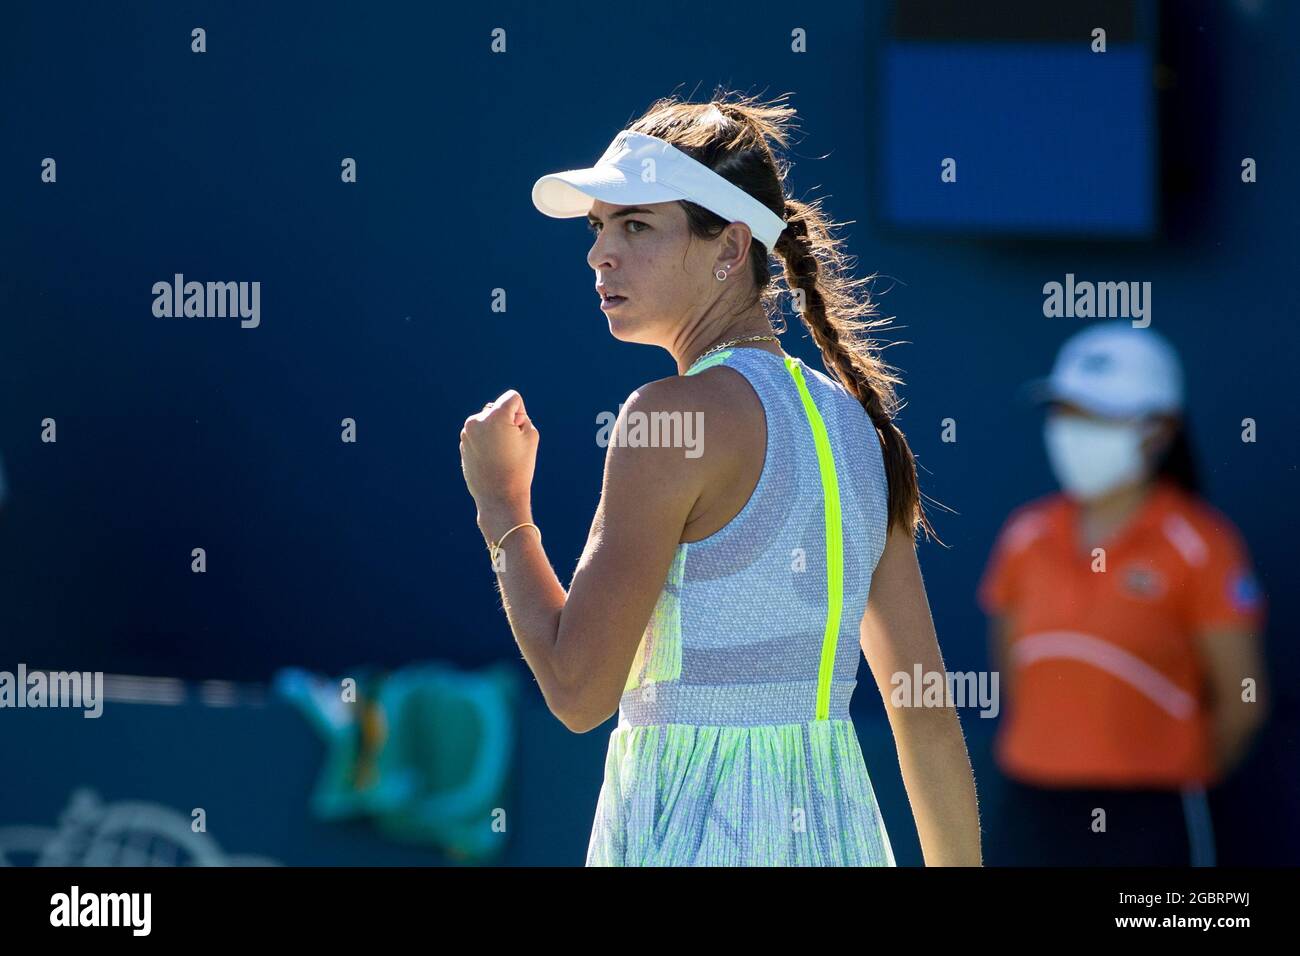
[689,333,780,369]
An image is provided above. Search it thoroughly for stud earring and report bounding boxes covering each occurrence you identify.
[715,265,730,281]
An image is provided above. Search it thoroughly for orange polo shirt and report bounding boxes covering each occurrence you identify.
[977,480,1266,789]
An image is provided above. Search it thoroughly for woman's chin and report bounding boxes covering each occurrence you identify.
[605,311,651,343]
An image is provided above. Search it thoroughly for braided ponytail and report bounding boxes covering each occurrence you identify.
[775,198,935,541]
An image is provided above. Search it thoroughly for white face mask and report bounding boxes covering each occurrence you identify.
[1043,415,1156,501]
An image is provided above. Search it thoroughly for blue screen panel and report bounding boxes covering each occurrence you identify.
[881,42,1155,237]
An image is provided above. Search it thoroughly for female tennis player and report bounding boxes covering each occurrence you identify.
[459,91,981,866]
[978,322,1269,865]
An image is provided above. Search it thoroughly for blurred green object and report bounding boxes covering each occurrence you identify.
[275,661,519,863]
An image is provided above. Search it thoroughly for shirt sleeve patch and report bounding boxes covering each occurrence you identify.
[1230,569,1262,612]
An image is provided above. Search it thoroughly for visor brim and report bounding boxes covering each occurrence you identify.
[532,165,686,218]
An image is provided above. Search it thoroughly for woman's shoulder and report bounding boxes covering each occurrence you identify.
[617,366,763,464]
[992,491,1071,555]
[626,362,757,415]
[1156,482,1254,562]
[618,365,764,502]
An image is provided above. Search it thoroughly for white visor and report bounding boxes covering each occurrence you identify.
[531,130,788,250]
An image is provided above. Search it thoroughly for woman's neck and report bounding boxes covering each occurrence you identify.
[1074,478,1157,553]
[676,311,779,375]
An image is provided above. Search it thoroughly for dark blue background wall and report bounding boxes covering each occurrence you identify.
[2,1,1296,864]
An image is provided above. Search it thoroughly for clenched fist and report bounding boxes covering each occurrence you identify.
[459,389,539,508]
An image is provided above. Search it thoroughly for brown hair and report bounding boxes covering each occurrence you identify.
[627,89,938,542]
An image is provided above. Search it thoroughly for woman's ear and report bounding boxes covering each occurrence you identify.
[719,222,753,273]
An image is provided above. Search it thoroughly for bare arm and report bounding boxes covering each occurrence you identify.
[1196,626,1269,782]
[860,524,983,866]
[462,380,712,733]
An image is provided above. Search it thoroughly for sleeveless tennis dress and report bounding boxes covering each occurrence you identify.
[585,346,897,866]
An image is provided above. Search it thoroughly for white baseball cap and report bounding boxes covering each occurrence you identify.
[1022,322,1185,418]
[531,129,788,250]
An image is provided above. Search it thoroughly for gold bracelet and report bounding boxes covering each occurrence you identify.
[487,522,540,567]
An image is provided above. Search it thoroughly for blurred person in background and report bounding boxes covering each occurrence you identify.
[978,322,1268,865]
